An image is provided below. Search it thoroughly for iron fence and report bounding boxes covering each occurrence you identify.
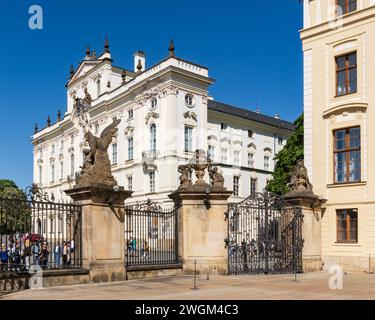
[0,185,82,273]
[125,200,179,267]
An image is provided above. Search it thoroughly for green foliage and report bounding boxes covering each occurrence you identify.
[267,114,304,195]
[0,179,30,234]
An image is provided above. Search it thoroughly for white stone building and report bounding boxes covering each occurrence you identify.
[31,40,295,205]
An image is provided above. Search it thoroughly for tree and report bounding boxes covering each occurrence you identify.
[0,179,30,234]
[267,114,304,195]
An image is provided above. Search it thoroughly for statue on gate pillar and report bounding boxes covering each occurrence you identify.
[286,159,314,197]
[76,118,121,188]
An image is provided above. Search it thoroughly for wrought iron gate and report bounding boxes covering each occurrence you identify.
[225,192,303,275]
[0,184,82,273]
[124,199,179,267]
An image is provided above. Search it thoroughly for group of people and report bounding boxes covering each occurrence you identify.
[126,237,149,258]
[0,232,75,272]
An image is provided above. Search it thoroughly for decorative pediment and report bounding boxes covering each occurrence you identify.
[323,102,367,119]
[124,126,135,137]
[68,60,102,85]
[247,143,257,152]
[207,135,218,141]
[264,147,272,156]
[220,137,231,145]
[183,111,198,122]
[145,112,160,125]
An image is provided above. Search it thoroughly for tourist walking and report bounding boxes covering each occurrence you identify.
[62,241,68,267]
[0,244,8,272]
[54,242,61,268]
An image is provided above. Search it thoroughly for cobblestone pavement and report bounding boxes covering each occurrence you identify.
[2,272,375,300]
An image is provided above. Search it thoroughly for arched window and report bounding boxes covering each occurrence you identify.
[150,124,156,152]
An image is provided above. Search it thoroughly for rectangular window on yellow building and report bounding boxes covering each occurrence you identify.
[336,52,357,97]
[336,0,357,16]
[336,209,358,243]
[334,127,360,183]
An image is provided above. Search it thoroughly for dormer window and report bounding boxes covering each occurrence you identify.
[336,0,357,16]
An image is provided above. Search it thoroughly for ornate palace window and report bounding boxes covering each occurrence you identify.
[208,145,215,161]
[128,137,134,160]
[221,148,228,164]
[70,154,75,177]
[334,127,360,183]
[264,156,270,171]
[337,209,358,243]
[112,143,118,165]
[234,150,240,166]
[233,176,240,196]
[150,124,157,152]
[336,52,357,96]
[127,176,133,191]
[184,126,193,152]
[149,172,155,193]
[250,178,257,196]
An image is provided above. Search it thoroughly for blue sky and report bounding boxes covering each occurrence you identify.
[0,0,303,189]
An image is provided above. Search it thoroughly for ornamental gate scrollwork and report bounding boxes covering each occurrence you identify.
[225,192,303,275]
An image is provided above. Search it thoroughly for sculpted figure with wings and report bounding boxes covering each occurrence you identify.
[76,118,121,188]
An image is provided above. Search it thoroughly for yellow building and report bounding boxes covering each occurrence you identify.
[301,0,375,271]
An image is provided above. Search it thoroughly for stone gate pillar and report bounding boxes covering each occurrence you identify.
[169,186,232,275]
[284,194,326,272]
[65,184,132,283]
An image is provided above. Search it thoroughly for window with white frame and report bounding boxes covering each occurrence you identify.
[264,156,270,171]
[128,109,133,119]
[184,126,193,152]
[208,145,215,160]
[150,124,157,152]
[128,137,134,160]
[128,176,133,191]
[233,176,240,196]
[97,79,101,97]
[250,178,258,195]
[149,172,155,193]
[234,150,240,166]
[60,162,64,180]
[221,148,228,163]
[51,164,55,182]
[39,165,42,185]
[221,123,228,131]
[70,154,75,177]
[112,143,118,165]
[248,153,254,168]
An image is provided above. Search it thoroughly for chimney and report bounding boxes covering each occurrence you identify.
[134,51,146,72]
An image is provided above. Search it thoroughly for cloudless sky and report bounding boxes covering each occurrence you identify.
[0,0,303,189]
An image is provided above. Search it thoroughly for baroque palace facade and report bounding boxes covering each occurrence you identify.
[32,40,294,205]
[301,0,375,271]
